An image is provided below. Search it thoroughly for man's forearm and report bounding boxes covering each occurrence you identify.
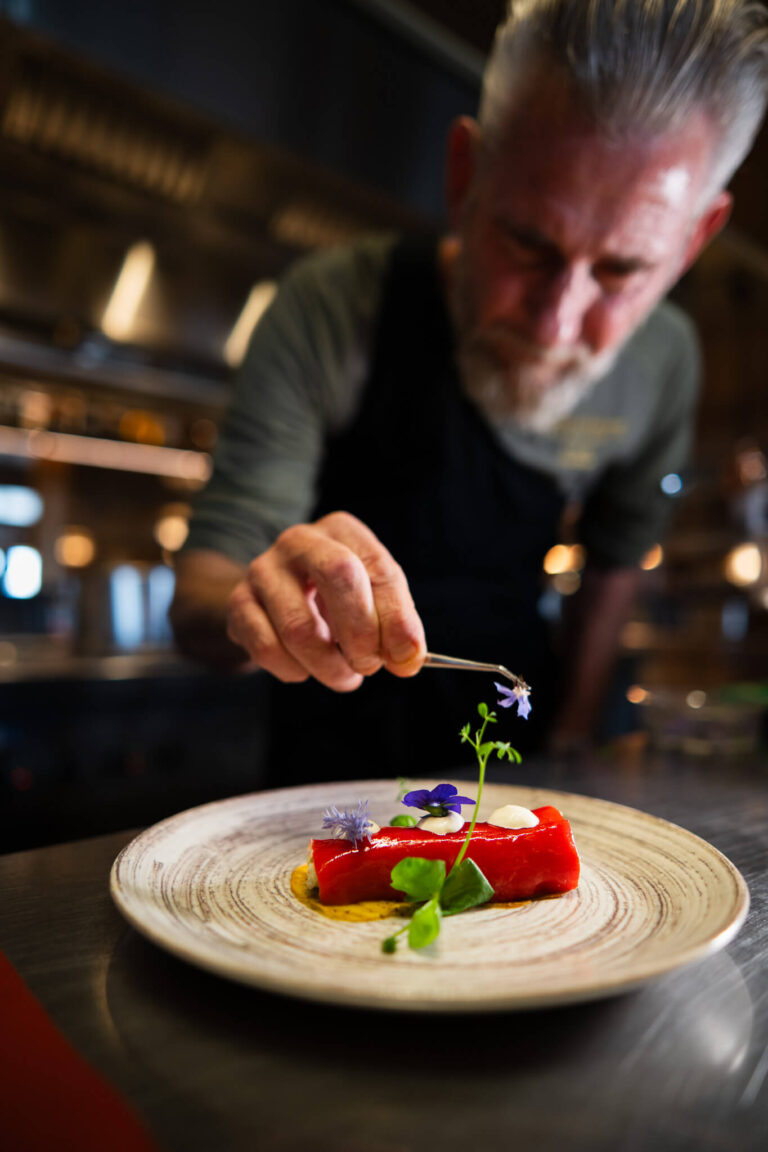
[169,549,249,669]
[551,564,642,748]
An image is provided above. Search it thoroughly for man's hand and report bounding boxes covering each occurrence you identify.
[225,512,426,691]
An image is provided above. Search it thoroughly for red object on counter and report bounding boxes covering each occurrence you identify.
[310,805,580,904]
[0,949,160,1152]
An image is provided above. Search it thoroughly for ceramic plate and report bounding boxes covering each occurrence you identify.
[110,780,749,1012]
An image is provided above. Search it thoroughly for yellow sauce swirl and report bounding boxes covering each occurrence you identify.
[290,864,411,922]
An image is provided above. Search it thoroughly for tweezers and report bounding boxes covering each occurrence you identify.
[423,651,530,693]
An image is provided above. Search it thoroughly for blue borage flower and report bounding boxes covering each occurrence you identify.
[402,783,475,818]
[322,799,376,847]
[494,681,532,720]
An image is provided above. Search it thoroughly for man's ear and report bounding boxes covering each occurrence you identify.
[680,190,732,273]
[445,116,481,231]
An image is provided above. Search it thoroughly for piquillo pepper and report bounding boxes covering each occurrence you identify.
[310,805,580,904]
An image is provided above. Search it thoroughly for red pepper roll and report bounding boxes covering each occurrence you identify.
[310,805,579,904]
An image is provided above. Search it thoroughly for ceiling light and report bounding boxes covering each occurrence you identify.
[55,527,96,568]
[224,281,277,368]
[2,545,42,599]
[101,240,156,341]
[0,485,43,527]
[640,544,663,571]
[543,544,571,575]
[154,505,190,551]
[0,425,211,482]
[660,473,683,495]
[543,543,584,575]
[724,543,762,587]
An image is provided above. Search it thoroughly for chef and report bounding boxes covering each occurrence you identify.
[171,0,768,772]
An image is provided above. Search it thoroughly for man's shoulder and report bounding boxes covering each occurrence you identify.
[281,233,398,304]
[553,298,700,475]
[629,297,700,368]
[601,297,700,417]
[248,234,400,430]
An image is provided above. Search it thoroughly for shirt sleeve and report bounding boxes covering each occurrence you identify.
[577,310,700,569]
[183,238,391,565]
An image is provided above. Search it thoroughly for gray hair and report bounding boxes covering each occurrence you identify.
[480,0,768,198]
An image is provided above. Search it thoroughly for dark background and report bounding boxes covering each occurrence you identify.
[0,0,766,852]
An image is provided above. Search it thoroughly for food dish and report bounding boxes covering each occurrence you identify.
[309,806,580,903]
[110,780,749,1012]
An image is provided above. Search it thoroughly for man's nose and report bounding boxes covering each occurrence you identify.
[523,264,596,348]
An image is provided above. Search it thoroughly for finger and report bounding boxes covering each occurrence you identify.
[248,543,364,691]
[318,512,426,677]
[269,520,382,678]
[226,580,309,684]
[296,539,383,675]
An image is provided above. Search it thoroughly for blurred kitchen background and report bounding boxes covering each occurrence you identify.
[0,0,766,852]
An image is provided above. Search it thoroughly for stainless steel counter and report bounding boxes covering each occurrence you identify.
[0,748,765,1151]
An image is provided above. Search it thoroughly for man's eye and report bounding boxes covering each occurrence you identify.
[498,230,551,266]
[595,263,643,293]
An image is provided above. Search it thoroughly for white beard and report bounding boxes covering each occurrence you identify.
[459,341,619,434]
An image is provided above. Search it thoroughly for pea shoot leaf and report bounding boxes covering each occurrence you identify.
[494,741,522,762]
[441,858,495,916]
[389,814,419,828]
[390,857,446,902]
[408,895,442,949]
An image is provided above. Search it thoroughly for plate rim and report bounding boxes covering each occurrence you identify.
[110,780,751,1013]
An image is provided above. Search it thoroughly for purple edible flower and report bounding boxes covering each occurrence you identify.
[402,782,475,817]
[321,799,376,847]
[494,681,532,719]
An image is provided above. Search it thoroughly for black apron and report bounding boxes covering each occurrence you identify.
[264,239,565,783]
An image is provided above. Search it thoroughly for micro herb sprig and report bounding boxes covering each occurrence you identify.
[382,695,524,954]
[453,702,521,871]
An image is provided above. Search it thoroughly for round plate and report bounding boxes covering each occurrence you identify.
[110,780,749,1012]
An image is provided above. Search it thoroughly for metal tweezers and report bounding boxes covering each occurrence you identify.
[423,651,529,694]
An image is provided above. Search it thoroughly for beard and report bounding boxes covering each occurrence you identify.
[448,249,622,434]
[457,330,619,434]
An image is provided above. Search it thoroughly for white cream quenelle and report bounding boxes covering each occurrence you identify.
[418,812,465,835]
[488,804,539,829]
